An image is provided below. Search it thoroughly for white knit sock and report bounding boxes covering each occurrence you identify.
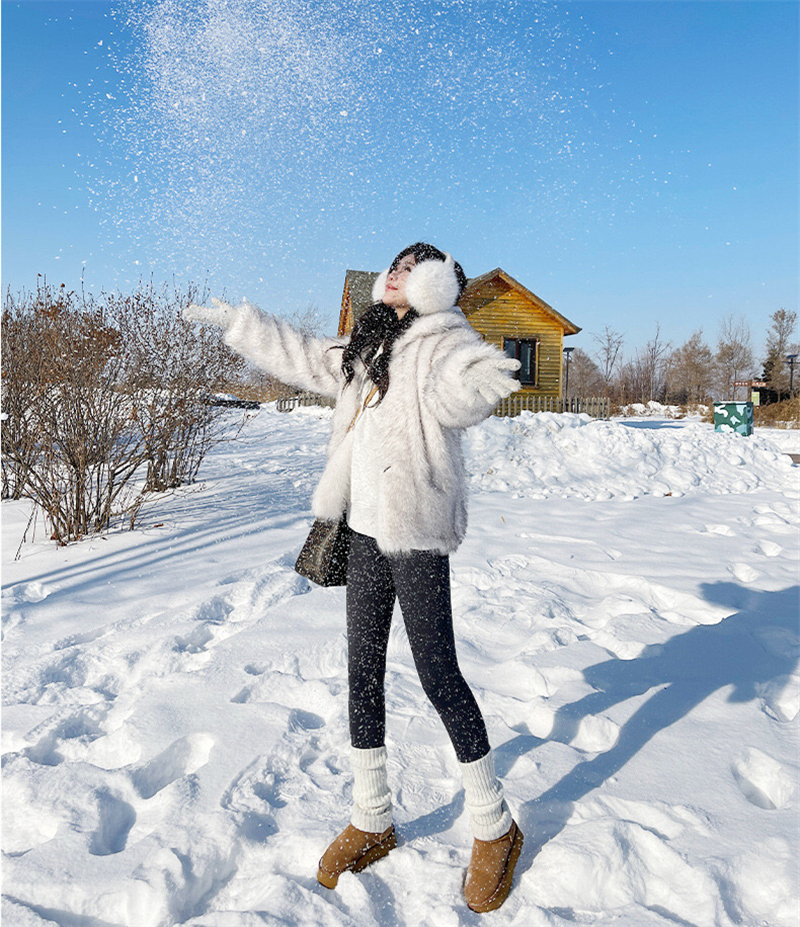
[350,745,393,833]
[460,750,513,842]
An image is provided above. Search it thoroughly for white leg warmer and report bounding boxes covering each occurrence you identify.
[350,745,393,834]
[460,750,513,842]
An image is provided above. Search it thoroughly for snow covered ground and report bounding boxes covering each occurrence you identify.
[2,406,799,927]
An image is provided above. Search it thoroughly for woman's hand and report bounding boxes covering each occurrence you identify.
[464,357,522,405]
[183,297,238,330]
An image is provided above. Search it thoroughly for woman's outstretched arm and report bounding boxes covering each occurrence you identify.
[184,299,346,399]
[423,329,520,429]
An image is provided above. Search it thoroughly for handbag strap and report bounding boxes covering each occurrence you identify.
[348,384,379,433]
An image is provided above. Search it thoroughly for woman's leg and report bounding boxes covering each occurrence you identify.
[390,550,512,840]
[389,549,491,763]
[389,549,520,913]
[346,531,396,750]
[345,532,396,832]
[318,533,397,889]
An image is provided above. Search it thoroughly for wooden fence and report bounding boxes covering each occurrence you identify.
[278,391,609,419]
[276,392,336,412]
[493,394,610,419]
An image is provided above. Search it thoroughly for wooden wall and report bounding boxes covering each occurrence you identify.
[462,287,565,397]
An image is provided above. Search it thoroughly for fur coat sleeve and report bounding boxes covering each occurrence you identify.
[223,303,347,399]
[421,323,510,429]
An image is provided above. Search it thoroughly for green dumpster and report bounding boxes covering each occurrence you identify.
[713,401,754,436]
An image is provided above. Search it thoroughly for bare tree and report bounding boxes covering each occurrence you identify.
[666,329,715,405]
[109,282,244,492]
[564,348,604,399]
[287,302,324,337]
[613,325,671,405]
[592,326,624,396]
[639,323,671,403]
[716,315,755,399]
[762,308,799,397]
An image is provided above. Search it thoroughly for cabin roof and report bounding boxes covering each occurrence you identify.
[340,266,580,335]
[461,268,581,335]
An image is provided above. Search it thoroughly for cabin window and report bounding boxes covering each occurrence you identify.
[503,337,538,386]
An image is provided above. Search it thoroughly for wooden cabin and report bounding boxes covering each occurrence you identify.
[338,267,580,399]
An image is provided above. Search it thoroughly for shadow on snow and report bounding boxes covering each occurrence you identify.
[494,581,800,871]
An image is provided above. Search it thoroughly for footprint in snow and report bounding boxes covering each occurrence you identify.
[220,757,287,843]
[756,540,783,558]
[174,622,218,654]
[81,734,216,860]
[23,706,108,767]
[288,709,325,733]
[13,581,52,603]
[230,685,253,704]
[174,566,311,661]
[53,627,106,651]
[731,748,794,810]
[729,562,760,584]
[129,732,215,799]
[703,524,736,537]
[89,788,138,856]
[216,563,310,624]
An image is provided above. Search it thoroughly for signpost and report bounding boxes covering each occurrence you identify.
[733,380,767,401]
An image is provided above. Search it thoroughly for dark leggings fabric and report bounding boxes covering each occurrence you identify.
[346,530,491,764]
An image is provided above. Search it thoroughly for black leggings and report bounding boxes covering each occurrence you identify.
[346,530,490,764]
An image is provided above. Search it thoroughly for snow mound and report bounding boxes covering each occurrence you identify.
[529,810,721,925]
[466,412,796,500]
[621,400,708,418]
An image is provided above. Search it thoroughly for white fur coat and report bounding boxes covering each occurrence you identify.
[223,261,511,554]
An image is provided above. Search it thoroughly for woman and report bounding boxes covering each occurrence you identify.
[185,243,523,913]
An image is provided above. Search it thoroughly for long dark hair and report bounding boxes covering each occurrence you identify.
[339,242,466,402]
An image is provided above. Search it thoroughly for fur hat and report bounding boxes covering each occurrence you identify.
[372,251,463,316]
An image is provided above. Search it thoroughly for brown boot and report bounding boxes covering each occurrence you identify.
[317,823,397,889]
[464,820,523,913]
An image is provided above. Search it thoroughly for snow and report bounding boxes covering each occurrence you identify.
[2,406,798,927]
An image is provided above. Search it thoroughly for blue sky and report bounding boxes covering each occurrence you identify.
[2,0,798,358]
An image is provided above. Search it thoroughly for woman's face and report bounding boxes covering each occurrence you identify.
[382,253,416,312]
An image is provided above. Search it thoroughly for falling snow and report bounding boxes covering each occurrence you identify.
[76,0,645,294]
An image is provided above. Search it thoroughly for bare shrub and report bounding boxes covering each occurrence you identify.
[1,301,41,500]
[2,283,146,538]
[1,279,246,543]
[108,282,244,492]
[754,396,800,429]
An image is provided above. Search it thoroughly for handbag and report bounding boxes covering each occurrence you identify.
[294,384,378,587]
[294,515,351,586]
